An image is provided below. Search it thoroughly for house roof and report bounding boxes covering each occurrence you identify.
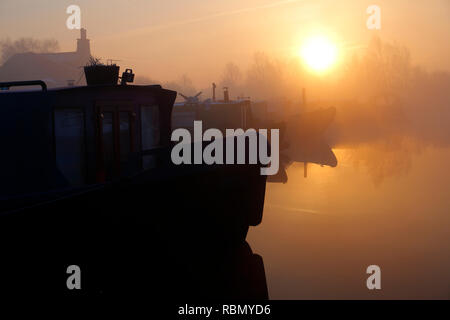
[0,29,90,87]
[0,52,83,87]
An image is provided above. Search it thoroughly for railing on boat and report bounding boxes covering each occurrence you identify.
[0,80,47,92]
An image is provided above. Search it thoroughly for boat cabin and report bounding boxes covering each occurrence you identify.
[172,99,253,134]
[0,81,176,197]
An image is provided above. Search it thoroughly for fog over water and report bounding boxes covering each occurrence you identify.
[249,147,450,299]
[245,38,450,298]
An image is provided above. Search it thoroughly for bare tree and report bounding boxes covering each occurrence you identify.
[347,36,412,105]
[221,62,242,88]
[245,52,286,99]
[0,38,59,65]
[178,74,197,96]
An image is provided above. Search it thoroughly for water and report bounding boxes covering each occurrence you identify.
[248,147,450,299]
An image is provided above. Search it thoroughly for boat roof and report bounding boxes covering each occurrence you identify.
[0,83,168,95]
[174,99,250,107]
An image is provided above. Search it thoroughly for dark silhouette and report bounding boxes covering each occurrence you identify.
[0,76,267,298]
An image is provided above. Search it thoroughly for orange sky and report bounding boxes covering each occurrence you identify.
[1,0,449,86]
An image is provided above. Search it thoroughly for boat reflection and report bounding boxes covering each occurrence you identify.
[269,137,337,183]
[159,241,268,300]
[76,238,268,299]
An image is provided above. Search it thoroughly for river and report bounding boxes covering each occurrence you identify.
[248,147,450,299]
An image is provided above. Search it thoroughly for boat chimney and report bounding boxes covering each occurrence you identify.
[212,82,216,102]
[223,87,229,103]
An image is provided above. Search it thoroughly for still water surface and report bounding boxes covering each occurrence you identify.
[248,147,450,299]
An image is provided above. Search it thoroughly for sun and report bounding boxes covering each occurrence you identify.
[300,35,338,73]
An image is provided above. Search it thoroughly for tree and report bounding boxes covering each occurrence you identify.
[178,74,197,96]
[346,36,412,105]
[220,62,242,88]
[163,74,198,100]
[0,37,59,65]
[245,52,286,99]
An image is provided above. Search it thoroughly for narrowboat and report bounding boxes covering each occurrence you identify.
[172,87,253,134]
[172,86,337,183]
[0,79,267,294]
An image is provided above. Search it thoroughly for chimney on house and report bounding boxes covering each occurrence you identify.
[77,28,91,59]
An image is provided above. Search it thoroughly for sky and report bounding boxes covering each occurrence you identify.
[1,0,449,86]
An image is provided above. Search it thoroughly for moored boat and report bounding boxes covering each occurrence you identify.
[0,79,267,294]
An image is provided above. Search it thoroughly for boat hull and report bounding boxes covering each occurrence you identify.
[0,162,266,295]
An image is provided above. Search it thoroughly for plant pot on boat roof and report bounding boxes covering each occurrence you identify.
[84,56,120,86]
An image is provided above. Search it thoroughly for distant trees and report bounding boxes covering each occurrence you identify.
[133,73,199,101]
[244,52,304,100]
[216,54,293,100]
[220,62,242,88]
[178,74,197,95]
[163,74,198,100]
[211,36,415,105]
[342,36,412,105]
[133,75,157,85]
[0,37,59,65]
[246,52,281,98]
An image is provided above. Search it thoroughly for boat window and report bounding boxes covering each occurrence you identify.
[141,105,160,170]
[141,105,160,149]
[119,112,131,162]
[54,109,86,185]
[102,112,115,181]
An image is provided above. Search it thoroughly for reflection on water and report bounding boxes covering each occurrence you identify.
[249,147,450,299]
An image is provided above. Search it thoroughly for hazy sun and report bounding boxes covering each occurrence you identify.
[300,36,338,73]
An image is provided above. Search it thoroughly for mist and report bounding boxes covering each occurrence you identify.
[1,0,449,185]
[131,35,448,184]
[2,32,449,185]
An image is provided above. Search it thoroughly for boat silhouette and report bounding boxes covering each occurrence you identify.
[0,78,267,295]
